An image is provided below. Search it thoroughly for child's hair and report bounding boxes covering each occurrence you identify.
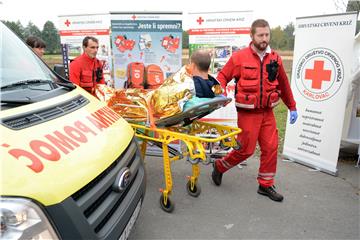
[190,49,211,72]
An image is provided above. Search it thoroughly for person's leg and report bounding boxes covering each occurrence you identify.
[212,110,262,186]
[256,110,283,201]
[215,111,262,172]
[257,110,278,187]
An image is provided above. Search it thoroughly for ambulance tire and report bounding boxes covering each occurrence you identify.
[186,180,201,197]
[159,194,175,213]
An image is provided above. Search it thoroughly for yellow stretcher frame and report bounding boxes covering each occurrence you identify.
[130,121,241,213]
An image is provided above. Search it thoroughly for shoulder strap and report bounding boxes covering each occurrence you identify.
[233,76,239,97]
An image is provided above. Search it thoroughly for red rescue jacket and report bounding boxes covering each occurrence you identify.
[217,43,296,111]
[69,53,105,94]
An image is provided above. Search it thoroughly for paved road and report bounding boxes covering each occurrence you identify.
[130,154,359,239]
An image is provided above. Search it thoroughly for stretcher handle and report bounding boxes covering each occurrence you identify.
[156,97,231,127]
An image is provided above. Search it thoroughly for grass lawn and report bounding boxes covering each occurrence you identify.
[274,102,289,153]
[43,54,63,69]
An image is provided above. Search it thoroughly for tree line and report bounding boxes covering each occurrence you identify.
[3,19,296,54]
[181,23,296,51]
[3,3,359,55]
[3,20,297,55]
[2,20,61,54]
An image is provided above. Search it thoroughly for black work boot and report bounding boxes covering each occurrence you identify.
[257,185,284,202]
[211,162,223,186]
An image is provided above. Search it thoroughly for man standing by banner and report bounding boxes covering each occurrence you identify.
[69,36,105,96]
[212,19,297,202]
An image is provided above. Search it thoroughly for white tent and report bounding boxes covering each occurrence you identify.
[342,31,360,166]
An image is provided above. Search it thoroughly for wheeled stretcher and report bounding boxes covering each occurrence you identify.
[127,96,242,212]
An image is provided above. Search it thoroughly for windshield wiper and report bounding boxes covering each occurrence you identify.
[0,98,33,104]
[55,81,76,90]
[1,79,54,89]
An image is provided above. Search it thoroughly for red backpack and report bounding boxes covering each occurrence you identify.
[144,64,164,89]
[126,62,145,88]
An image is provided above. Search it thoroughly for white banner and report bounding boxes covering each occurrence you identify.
[283,12,358,175]
[188,11,253,125]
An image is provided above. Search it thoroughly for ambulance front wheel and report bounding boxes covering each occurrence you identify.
[159,194,175,213]
[186,180,201,197]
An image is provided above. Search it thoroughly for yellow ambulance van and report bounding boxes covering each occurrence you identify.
[0,22,146,239]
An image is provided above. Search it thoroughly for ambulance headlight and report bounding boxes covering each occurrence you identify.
[0,197,59,239]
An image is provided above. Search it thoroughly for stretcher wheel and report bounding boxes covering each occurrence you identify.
[202,156,212,165]
[159,194,175,213]
[186,180,201,197]
[233,140,242,150]
[219,141,231,151]
[188,157,201,165]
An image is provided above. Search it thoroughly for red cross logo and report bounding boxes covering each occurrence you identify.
[305,60,331,89]
[131,15,136,20]
[64,19,71,27]
[196,17,204,25]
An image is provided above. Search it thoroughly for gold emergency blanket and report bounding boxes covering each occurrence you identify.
[96,85,151,122]
[96,65,221,123]
[149,66,194,119]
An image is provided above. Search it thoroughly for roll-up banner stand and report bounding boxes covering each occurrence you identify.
[283,12,358,175]
[110,12,183,89]
[58,14,113,86]
[187,11,253,126]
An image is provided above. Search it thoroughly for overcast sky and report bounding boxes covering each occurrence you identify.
[0,0,347,29]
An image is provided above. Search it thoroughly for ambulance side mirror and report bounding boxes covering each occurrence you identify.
[53,64,67,79]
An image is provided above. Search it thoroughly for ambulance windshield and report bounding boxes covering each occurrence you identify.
[0,22,59,87]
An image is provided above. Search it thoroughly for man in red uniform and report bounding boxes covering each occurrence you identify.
[212,19,298,202]
[69,36,105,96]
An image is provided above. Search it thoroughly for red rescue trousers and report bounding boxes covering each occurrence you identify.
[215,108,278,187]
